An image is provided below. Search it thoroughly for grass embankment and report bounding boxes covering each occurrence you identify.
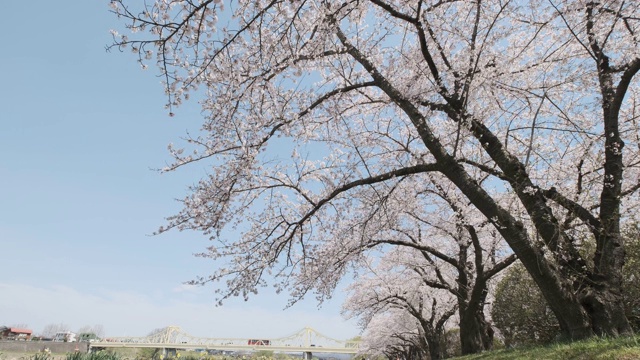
[455,335,640,360]
[0,348,138,360]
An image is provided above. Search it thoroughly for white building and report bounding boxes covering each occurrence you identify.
[53,331,77,342]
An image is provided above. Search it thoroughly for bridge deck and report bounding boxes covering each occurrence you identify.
[90,342,357,354]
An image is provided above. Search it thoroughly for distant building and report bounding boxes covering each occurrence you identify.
[0,326,33,340]
[78,332,100,342]
[53,331,77,342]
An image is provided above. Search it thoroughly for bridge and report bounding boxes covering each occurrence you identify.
[90,326,359,359]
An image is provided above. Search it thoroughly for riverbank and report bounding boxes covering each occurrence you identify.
[454,335,640,359]
[1,351,66,360]
[0,345,135,360]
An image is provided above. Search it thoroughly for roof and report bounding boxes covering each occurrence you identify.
[8,328,32,334]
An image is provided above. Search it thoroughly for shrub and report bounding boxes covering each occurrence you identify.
[491,263,560,347]
[442,328,461,358]
[623,224,640,332]
[136,348,162,360]
[252,350,274,359]
[66,352,84,360]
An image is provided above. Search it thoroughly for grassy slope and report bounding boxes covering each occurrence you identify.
[454,335,640,360]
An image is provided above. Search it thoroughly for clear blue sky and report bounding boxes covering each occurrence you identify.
[0,1,357,340]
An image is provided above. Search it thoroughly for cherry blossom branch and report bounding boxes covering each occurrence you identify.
[457,159,509,181]
[543,187,602,230]
[371,237,459,269]
[293,163,440,222]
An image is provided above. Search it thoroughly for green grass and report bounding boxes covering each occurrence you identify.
[454,335,640,360]
[31,353,53,360]
[79,352,124,360]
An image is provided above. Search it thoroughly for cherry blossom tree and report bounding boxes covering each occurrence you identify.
[338,185,515,355]
[334,179,515,355]
[343,251,457,360]
[355,312,426,360]
[110,0,640,340]
[406,184,516,354]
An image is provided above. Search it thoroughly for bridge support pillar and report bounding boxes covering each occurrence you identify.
[303,351,313,360]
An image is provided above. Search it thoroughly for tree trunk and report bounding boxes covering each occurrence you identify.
[426,335,444,360]
[457,278,494,355]
[519,251,631,339]
[580,229,632,337]
[459,311,493,355]
[581,288,631,336]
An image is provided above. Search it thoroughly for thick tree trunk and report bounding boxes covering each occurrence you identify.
[457,277,493,355]
[426,335,444,360]
[581,231,631,336]
[520,251,631,339]
[581,286,631,336]
[459,311,493,355]
[406,344,426,360]
[579,16,636,337]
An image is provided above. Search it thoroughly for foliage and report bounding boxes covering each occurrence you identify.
[442,328,462,359]
[251,351,274,359]
[622,223,640,332]
[77,325,105,339]
[173,355,201,360]
[271,353,292,360]
[88,352,124,360]
[135,348,162,360]
[492,263,561,347]
[111,0,640,340]
[453,334,640,360]
[60,351,123,360]
[30,353,52,360]
[66,352,85,360]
